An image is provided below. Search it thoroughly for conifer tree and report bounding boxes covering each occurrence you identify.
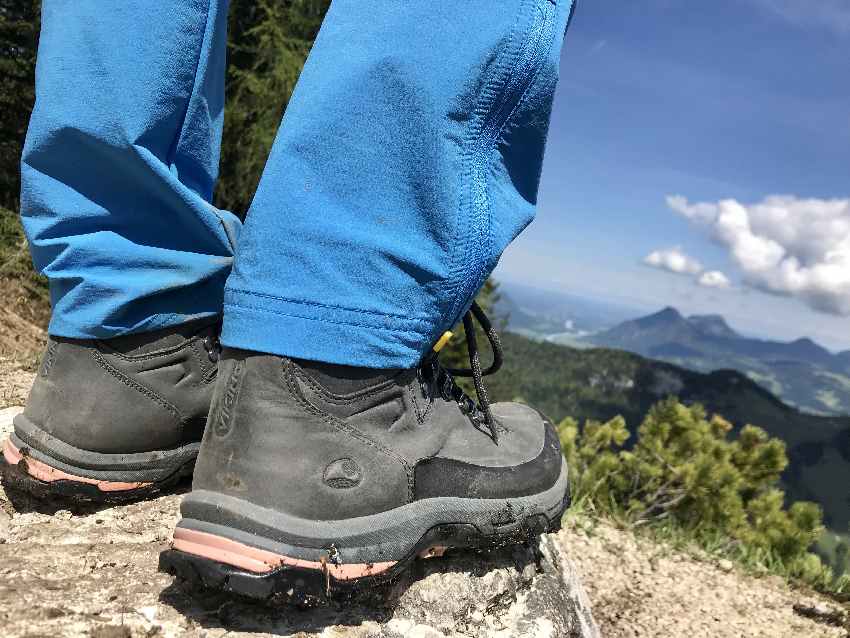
[0,0,39,211]
[216,0,330,215]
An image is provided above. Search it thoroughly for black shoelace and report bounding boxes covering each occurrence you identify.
[423,301,504,443]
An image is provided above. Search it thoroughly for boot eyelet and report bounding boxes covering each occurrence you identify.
[203,336,221,363]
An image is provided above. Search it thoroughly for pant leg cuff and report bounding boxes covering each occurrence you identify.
[220,288,434,369]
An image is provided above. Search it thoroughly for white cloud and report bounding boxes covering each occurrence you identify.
[643,243,732,291]
[668,195,850,315]
[698,271,732,289]
[643,247,703,275]
[747,0,850,36]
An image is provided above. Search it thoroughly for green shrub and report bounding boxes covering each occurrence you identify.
[559,397,834,588]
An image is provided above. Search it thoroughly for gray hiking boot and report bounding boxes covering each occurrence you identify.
[1,318,221,502]
[160,304,569,600]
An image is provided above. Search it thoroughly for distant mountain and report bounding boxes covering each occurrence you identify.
[488,332,850,531]
[587,306,704,351]
[583,308,850,416]
[686,314,739,339]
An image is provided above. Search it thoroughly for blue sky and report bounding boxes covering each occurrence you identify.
[497,0,850,350]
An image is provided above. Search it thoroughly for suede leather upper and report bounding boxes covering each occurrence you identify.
[191,348,563,521]
[23,319,219,454]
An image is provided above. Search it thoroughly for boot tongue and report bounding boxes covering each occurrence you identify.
[294,358,402,395]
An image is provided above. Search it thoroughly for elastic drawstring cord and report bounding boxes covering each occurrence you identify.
[426,301,504,442]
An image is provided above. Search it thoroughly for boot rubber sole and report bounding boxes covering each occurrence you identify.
[159,462,570,601]
[0,414,199,503]
[0,439,195,503]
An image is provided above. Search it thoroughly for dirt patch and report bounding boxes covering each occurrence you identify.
[0,362,36,407]
[0,292,45,363]
[562,517,848,638]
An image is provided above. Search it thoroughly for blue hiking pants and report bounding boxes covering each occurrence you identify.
[21,0,574,368]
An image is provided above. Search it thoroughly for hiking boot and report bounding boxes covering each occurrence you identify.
[1,318,221,502]
[160,303,569,600]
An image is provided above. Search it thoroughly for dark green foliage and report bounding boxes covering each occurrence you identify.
[215,0,330,215]
[0,0,39,211]
[834,540,850,580]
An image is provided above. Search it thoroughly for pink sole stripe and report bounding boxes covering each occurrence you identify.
[2,438,151,492]
[172,527,397,579]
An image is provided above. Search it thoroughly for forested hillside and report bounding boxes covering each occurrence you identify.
[487,331,850,532]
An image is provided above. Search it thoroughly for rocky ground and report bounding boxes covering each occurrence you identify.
[0,329,847,637]
[567,516,848,637]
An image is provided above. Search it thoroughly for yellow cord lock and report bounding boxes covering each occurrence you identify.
[432,330,454,353]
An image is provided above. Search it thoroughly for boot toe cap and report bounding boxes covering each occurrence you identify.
[413,402,564,500]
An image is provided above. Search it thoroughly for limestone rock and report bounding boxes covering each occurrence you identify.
[159,532,600,638]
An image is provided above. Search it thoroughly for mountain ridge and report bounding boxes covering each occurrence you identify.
[685,313,739,339]
[582,307,850,416]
